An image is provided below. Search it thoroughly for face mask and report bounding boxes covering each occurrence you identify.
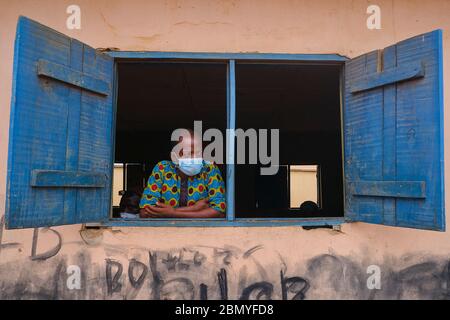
[177,158,203,176]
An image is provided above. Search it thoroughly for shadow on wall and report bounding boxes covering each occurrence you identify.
[0,223,450,300]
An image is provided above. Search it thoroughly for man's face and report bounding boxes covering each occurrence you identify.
[176,132,203,159]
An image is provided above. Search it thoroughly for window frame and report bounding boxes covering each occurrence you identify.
[102,51,347,227]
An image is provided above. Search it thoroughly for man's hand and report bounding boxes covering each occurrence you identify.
[139,202,176,218]
[191,199,209,211]
[176,199,209,212]
[139,199,224,219]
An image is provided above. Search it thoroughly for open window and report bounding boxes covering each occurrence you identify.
[234,63,343,219]
[112,61,227,219]
[5,16,445,231]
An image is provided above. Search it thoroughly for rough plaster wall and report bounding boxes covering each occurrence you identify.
[1,0,450,299]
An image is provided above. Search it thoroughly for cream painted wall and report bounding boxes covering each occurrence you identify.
[112,164,124,207]
[1,0,450,299]
[290,165,318,207]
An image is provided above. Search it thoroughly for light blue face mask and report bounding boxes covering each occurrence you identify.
[178,158,203,176]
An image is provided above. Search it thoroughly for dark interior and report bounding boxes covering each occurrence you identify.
[114,61,227,217]
[114,60,343,219]
[235,63,343,218]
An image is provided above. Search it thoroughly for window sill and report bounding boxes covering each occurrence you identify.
[97,217,345,227]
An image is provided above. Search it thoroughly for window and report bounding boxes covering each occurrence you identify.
[5,16,445,231]
[113,61,227,220]
[234,63,343,219]
[289,165,320,209]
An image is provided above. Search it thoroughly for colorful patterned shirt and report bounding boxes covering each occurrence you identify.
[140,160,226,214]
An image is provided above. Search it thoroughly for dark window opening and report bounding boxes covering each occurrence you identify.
[113,61,227,218]
[235,63,343,218]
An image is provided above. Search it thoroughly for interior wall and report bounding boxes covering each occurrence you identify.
[1,0,450,299]
[112,164,124,206]
[290,165,319,208]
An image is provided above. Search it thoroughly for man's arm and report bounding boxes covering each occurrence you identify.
[172,207,225,218]
[175,199,209,212]
[140,203,225,218]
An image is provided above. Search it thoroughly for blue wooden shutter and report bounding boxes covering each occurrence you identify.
[5,16,115,229]
[344,30,444,231]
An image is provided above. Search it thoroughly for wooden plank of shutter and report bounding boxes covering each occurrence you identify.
[31,170,106,188]
[349,181,426,198]
[37,59,109,95]
[350,62,424,93]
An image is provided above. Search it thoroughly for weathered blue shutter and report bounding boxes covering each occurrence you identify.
[5,16,115,229]
[344,30,444,231]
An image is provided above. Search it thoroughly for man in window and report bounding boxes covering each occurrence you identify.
[139,130,226,218]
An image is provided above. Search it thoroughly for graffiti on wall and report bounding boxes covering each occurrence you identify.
[0,220,450,299]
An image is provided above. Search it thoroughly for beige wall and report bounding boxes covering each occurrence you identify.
[112,164,124,207]
[1,0,450,299]
[290,165,318,207]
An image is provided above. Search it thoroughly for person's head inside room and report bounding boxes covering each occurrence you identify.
[119,190,141,219]
[139,129,226,219]
[299,200,319,215]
